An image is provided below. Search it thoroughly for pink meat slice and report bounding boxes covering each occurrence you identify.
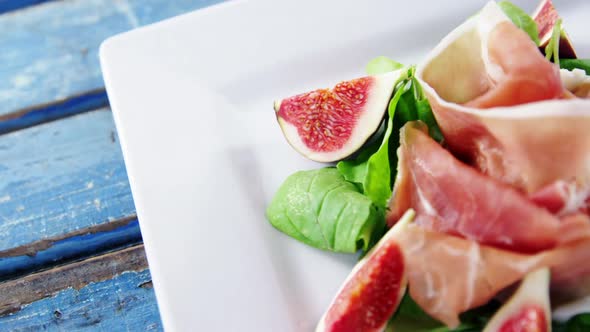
[397,221,546,328]
[396,220,590,328]
[529,180,590,216]
[417,6,590,193]
[464,22,562,109]
[387,122,590,253]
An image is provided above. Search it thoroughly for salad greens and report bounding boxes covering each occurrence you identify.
[337,72,409,208]
[561,59,590,75]
[337,66,444,208]
[266,168,384,253]
[268,63,444,254]
[498,1,540,46]
[267,1,590,330]
[386,293,498,332]
[553,313,590,332]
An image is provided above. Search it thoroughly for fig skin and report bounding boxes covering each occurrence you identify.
[316,210,414,332]
[274,70,401,163]
[483,268,551,332]
[532,0,577,59]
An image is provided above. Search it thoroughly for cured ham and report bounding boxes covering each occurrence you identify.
[387,122,590,253]
[396,218,590,328]
[415,1,590,193]
[397,221,546,328]
[387,122,590,327]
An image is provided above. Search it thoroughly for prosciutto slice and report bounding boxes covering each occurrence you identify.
[387,122,590,253]
[397,220,590,328]
[415,1,590,194]
[387,123,590,327]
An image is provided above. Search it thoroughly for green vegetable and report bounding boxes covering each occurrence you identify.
[553,314,590,332]
[266,168,383,253]
[337,66,443,207]
[366,56,404,75]
[561,59,590,75]
[395,75,444,143]
[545,19,563,67]
[498,1,540,46]
[337,76,408,208]
[387,293,499,332]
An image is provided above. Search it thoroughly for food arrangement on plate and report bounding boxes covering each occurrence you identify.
[266,0,590,331]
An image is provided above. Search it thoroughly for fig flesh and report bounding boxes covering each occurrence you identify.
[316,210,413,332]
[274,70,401,162]
[532,0,576,59]
[483,268,551,332]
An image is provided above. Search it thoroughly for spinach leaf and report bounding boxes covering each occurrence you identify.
[266,168,383,253]
[553,313,590,332]
[561,59,590,75]
[337,76,409,208]
[366,56,404,75]
[498,1,540,46]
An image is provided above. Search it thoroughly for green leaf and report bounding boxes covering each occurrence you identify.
[366,56,404,75]
[395,75,444,144]
[388,294,499,332]
[337,77,408,208]
[553,313,590,332]
[338,67,443,207]
[266,168,383,253]
[498,1,540,46]
[561,59,590,75]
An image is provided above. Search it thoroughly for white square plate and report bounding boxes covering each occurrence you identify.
[99,0,589,330]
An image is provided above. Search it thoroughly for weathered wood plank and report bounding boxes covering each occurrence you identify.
[0,245,162,331]
[0,216,141,279]
[0,89,108,135]
[0,0,221,121]
[0,108,135,252]
[0,0,53,14]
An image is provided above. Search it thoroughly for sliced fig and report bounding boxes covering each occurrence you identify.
[483,268,551,332]
[274,70,401,162]
[532,0,577,59]
[316,210,414,332]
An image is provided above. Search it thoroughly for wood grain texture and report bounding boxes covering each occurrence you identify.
[0,216,141,280]
[0,0,220,117]
[0,108,135,252]
[0,89,108,135]
[0,245,162,331]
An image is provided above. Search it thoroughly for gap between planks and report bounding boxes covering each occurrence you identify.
[0,215,143,281]
[0,243,149,316]
[0,88,108,135]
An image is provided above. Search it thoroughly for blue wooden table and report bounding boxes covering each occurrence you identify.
[0,0,219,330]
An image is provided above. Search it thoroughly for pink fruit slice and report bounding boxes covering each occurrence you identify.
[274,70,400,162]
[532,0,576,59]
[316,210,413,332]
[483,268,551,332]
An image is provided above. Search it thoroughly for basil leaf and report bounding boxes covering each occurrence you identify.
[498,1,540,46]
[561,59,590,75]
[266,168,383,253]
[337,78,408,208]
[366,56,404,75]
